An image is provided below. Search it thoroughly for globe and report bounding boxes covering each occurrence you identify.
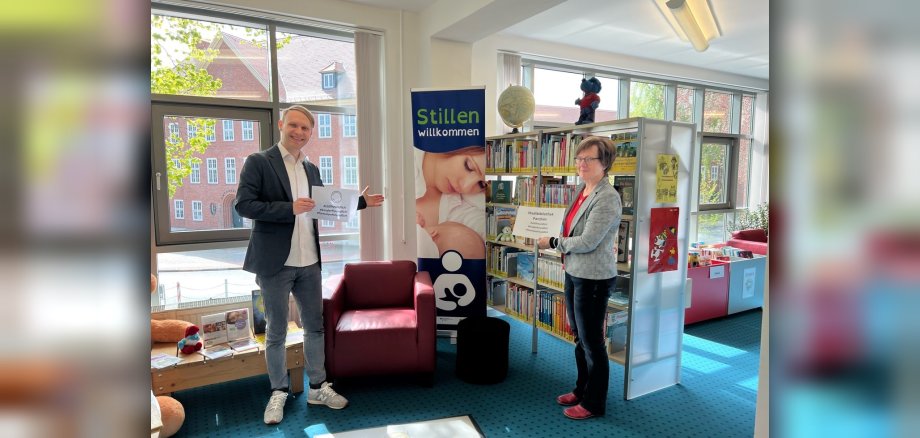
[497,85,535,131]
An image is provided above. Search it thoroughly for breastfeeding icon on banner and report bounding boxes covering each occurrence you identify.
[433,250,475,311]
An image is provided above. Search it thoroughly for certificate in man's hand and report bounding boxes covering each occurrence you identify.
[306,187,359,222]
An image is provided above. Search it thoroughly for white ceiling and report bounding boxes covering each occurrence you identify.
[343,0,769,80]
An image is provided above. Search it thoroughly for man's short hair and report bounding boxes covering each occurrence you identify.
[282,105,315,127]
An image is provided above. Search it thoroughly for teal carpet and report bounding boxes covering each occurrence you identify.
[171,308,761,437]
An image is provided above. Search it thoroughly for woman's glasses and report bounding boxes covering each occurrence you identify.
[574,156,600,164]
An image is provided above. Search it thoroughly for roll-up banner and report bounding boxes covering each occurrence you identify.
[411,87,487,334]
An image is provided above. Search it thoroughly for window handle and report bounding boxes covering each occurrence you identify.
[156,172,161,191]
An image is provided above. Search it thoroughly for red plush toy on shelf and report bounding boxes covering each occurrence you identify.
[177,325,202,354]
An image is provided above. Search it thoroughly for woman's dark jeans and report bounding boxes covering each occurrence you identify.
[564,273,615,415]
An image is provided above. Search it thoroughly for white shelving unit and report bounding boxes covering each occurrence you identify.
[485,118,696,399]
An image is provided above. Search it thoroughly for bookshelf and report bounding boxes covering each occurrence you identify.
[485,118,696,400]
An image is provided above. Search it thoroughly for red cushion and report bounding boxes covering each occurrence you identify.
[343,261,417,309]
[731,228,768,242]
[336,309,417,332]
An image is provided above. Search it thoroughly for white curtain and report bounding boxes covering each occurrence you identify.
[498,52,522,89]
[355,31,385,260]
[498,53,522,133]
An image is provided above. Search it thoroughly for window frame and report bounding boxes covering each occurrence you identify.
[242,120,254,141]
[317,113,332,138]
[191,200,203,221]
[174,199,184,219]
[697,134,740,212]
[342,114,356,137]
[322,72,336,89]
[190,161,200,184]
[206,157,219,184]
[204,119,217,142]
[151,5,378,303]
[343,155,358,187]
[222,119,235,141]
[319,155,334,185]
[152,103,272,246]
[224,157,237,184]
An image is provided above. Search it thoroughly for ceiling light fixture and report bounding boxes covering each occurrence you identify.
[655,0,721,52]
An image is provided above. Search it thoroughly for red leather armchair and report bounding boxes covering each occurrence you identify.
[322,261,436,382]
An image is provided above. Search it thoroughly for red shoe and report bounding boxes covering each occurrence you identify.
[563,404,596,420]
[556,392,580,406]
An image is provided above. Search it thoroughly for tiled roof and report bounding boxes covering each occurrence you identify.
[206,31,357,103]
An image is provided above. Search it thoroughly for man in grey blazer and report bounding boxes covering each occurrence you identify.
[235,105,384,425]
[538,136,621,420]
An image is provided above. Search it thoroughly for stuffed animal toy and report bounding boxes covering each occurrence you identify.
[177,325,202,354]
[156,395,185,437]
[150,274,185,437]
[575,77,602,125]
[497,226,514,242]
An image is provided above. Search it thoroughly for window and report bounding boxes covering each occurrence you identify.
[192,201,203,221]
[698,137,736,211]
[343,156,358,186]
[676,87,695,123]
[319,156,333,185]
[740,95,755,137]
[320,219,335,228]
[530,67,623,127]
[322,72,336,89]
[204,119,216,142]
[152,9,368,309]
[629,81,665,119]
[343,114,356,137]
[172,159,181,171]
[206,158,219,184]
[222,119,235,141]
[703,90,732,133]
[318,113,332,138]
[174,200,184,219]
[225,158,237,184]
[190,162,200,184]
[345,214,359,230]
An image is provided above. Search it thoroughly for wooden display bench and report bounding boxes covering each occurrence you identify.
[151,335,304,396]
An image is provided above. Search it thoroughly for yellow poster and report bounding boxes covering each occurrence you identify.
[655,154,678,203]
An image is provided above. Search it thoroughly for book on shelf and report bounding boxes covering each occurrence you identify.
[613,176,635,216]
[200,308,262,353]
[494,207,517,239]
[615,220,630,263]
[491,180,512,204]
[150,353,183,369]
[251,289,267,335]
[517,253,535,282]
[198,343,233,360]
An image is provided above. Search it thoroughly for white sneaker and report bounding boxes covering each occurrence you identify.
[307,382,349,409]
[264,390,287,424]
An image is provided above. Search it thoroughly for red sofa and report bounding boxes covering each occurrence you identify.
[322,260,436,382]
[726,228,768,255]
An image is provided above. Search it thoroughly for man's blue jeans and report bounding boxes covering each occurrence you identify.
[564,273,615,415]
[257,263,325,392]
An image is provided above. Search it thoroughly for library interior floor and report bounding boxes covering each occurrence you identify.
[170,308,761,437]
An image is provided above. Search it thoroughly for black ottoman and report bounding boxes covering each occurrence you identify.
[456,316,510,384]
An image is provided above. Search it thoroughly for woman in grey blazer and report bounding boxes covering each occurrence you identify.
[538,136,622,420]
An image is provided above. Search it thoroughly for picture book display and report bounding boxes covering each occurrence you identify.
[200,308,261,357]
